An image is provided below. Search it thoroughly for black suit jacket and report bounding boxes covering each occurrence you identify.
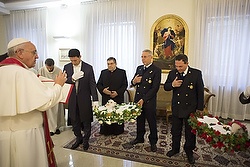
[164,67,204,118]
[131,64,161,106]
[63,61,98,122]
[97,68,128,105]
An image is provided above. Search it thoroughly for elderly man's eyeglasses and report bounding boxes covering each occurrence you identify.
[18,49,38,55]
[23,50,37,55]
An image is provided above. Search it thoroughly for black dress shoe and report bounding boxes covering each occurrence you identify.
[151,144,157,152]
[166,150,179,157]
[83,143,89,151]
[130,139,144,145]
[187,154,195,164]
[71,140,83,149]
[50,132,54,136]
[55,129,60,135]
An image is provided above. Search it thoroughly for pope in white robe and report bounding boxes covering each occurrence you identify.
[38,62,66,134]
[0,38,67,167]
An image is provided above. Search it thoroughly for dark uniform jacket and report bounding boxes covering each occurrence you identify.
[63,61,98,122]
[164,67,204,118]
[97,68,128,105]
[131,64,161,105]
[239,92,250,104]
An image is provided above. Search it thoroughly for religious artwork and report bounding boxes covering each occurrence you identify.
[59,48,70,61]
[151,14,189,72]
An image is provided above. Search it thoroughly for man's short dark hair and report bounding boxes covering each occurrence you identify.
[45,58,54,66]
[107,57,116,63]
[68,49,80,57]
[175,54,188,64]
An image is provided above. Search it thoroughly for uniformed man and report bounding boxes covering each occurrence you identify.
[164,54,204,164]
[239,86,250,104]
[129,49,161,152]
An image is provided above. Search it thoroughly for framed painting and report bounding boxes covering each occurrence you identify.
[59,48,70,61]
[150,14,189,73]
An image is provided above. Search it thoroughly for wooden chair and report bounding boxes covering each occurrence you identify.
[166,87,215,131]
[126,85,136,102]
[203,87,215,114]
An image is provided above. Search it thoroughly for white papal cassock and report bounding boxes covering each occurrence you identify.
[0,64,64,167]
[38,66,66,133]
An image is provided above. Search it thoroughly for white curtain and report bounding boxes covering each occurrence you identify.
[3,8,47,70]
[80,0,146,83]
[193,0,250,120]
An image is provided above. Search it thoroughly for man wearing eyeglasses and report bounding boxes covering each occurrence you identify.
[0,38,67,167]
[97,57,128,135]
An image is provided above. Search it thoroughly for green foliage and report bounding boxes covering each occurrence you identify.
[188,112,250,152]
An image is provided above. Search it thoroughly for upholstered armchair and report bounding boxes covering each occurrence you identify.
[126,85,136,102]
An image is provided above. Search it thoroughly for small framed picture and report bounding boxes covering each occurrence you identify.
[59,48,70,61]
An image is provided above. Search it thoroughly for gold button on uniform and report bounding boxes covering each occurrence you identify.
[178,102,180,104]
[177,94,180,96]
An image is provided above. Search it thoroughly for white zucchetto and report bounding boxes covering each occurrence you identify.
[7,38,30,49]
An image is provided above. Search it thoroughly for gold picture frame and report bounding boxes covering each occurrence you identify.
[150,14,189,73]
[59,48,70,61]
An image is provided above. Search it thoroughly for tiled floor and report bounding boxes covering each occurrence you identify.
[52,126,159,167]
[52,112,250,167]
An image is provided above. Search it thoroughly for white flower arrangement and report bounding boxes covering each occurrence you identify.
[93,99,142,125]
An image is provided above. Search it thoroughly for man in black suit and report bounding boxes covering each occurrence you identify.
[63,49,98,150]
[239,86,250,104]
[97,57,128,105]
[97,57,128,135]
[130,49,161,152]
[164,54,204,164]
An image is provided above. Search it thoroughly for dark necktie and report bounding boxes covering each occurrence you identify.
[142,66,147,74]
[179,72,184,80]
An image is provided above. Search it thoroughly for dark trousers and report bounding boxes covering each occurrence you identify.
[136,104,158,145]
[71,102,91,144]
[171,115,196,154]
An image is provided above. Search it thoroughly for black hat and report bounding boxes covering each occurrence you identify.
[68,49,80,57]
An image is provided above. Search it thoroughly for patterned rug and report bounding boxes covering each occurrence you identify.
[63,117,250,167]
